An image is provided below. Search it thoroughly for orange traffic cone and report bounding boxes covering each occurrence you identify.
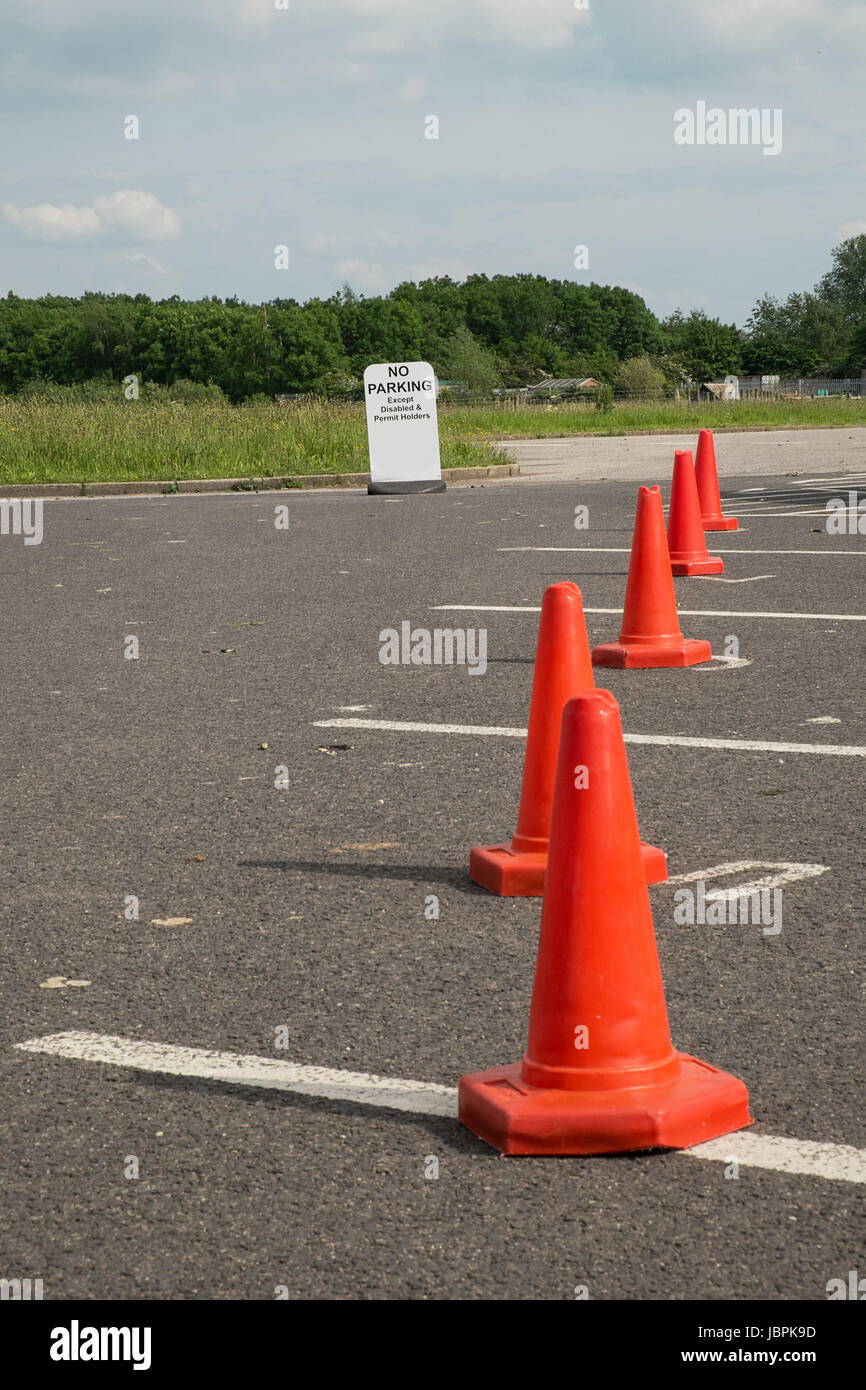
[667,449,724,575]
[695,430,738,531]
[459,688,753,1155]
[592,486,712,668]
[470,581,666,894]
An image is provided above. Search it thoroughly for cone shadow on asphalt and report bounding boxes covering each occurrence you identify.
[132,1071,466,1141]
[239,860,492,893]
[131,1071,684,1158]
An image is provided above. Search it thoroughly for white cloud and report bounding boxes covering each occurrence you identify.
[3,200,101,240]
[397,77,430,103]
[308,233,349,255]
[334,258,388,289]
[623,282,707,316]
[3,190,180,242]
[0,0,585,47]
[340,0,590,51]
[93,191,180,241]
[656,0,816,48]
[836,221,866,241]
[410,258,476,282]
[117,251,169,274]
[0,0,279,35]
[62,68,197,101]
[602,0,866,75]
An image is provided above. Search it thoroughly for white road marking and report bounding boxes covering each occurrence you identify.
[14,1031,866,1186]
[624,732,866,756]
[434,604,545,612]
[317,716,527,737]
[499,546,632,553]
[696,575,775,584]
[797,475,866,485]
[730,510,843,518]
[681,1133,866,1184]
[664,861,829,898]
[497,546,866,557]
[314,717,866,757]
[432,604,866,621]
[14,1032,457,1116]
[702,654,752,669]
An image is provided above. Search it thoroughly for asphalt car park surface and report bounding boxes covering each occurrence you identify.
[0,467,864,1300]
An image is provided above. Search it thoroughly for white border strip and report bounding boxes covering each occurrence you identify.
[14,1032,457,1116]
[432,603,866,622]
[682,1133,866,1183]
[313,717,866,757]
[14,1032,866,1185]
[498,547,866,557]
[664,860,829,898]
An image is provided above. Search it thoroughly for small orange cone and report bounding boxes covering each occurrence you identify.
[459,689,753,1155]
[667,449,724,575]
[470,581,666,894]
[695,430,738,531]
[592,486,712,668]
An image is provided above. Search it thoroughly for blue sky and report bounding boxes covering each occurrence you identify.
[1,0,865,326]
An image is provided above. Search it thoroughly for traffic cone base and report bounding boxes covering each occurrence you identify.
[671,555,724,576]
[640,840,668,884]
[591,485,713,668]
[593,636,712,669]
[470,581,597,895]
[469,843,547,896]
[460,687,752,1158]
[458,1056,753,1156]
[470,838,667,896]
[668,450,725,575]
[695,429,739,530]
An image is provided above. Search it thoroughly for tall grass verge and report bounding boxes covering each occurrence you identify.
[1,393,863,486]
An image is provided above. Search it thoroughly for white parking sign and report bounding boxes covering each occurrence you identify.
[364,361,445,494]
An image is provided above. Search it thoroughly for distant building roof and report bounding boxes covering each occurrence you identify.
[527,377,599,392]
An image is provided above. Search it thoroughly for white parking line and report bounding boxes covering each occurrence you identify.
[499,547,632,553]
[14,1032,457,1116]
[14,1032,866,1186]
[797,476,866,486]
[314,718,866,757]
[498,547,866,557]
[683,1133,866,1184]
[728,510,846,518]
[665,861,829,898]
[318,716,527,737]
[697,575,775,584]
[624,732,866,756]
[433,604,866,621]
[703,654,752,669]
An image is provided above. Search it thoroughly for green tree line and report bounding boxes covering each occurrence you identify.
[2,237,864,400]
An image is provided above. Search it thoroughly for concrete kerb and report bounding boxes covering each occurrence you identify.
[0,463,520,499]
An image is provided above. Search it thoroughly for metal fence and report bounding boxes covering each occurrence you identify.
[277,380,866,407]
[735,378,863,399]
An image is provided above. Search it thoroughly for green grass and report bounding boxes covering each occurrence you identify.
[1,394,864,486]
[0,396,508,485]
[446,395,866,437]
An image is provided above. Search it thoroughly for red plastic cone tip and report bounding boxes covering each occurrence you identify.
[667,449,724,574]
[592,486,712,669]
[695,430,738,531]
[459,689,753,1155]
[470,581,666,894]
